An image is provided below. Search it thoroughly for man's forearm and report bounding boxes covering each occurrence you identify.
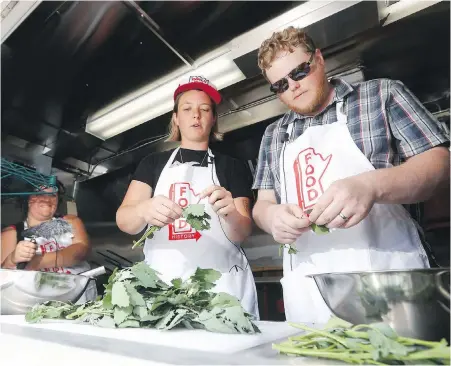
[116,205,147,235]
[365,147,450,204]
[252,200,277,234]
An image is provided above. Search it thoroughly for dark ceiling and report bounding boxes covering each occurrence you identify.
[2,1,301,172]
[2,0,450,186]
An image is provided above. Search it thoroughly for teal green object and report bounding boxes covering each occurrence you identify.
[1,158,58,196]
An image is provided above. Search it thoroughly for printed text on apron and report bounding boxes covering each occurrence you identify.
[279,101,429,323]
[143,148,259,319]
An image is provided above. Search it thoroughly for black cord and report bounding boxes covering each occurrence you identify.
[281,126,295,272]
[209,153,250,272]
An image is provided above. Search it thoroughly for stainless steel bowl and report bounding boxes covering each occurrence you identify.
[310,268,450,341]
[0,267,105,315]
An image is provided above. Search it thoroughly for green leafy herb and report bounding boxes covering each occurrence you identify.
[25,262,260,335]
[311,223,329,235]
[273,317,450,365]
[278,243,298,257]
[34,272,73,290]
[132,204,211,249]
[111,282,130,307]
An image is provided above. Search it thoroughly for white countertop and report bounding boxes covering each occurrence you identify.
[0,315,334,365]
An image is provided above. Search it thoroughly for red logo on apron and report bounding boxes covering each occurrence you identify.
[168,182,202,241]
[293,148,332,210]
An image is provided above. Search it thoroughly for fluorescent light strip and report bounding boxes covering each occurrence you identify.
[86,1,367,140]
[379,0,442,26]
[86,53,245,140]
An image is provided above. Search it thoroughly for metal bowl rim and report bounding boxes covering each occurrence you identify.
[306,267,451,278]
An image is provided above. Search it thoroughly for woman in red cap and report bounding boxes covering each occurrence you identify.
[117,76,259,319]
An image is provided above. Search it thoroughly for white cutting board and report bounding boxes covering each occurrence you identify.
[0,315,305,354]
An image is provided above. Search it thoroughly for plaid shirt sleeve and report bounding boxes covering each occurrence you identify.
[387,80,449,160]
[252,123,276,190]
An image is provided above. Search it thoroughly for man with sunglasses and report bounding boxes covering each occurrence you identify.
[252,26,450,323]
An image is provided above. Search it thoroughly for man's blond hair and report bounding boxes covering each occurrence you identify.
[257,26,316,79]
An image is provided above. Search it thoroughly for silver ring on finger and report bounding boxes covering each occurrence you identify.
[338,212,349,221]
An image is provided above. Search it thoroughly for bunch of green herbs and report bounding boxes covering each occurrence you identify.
[132,204,211,249]
[25,262,260,334]
[273,317,450,365]
[34,272,73,290]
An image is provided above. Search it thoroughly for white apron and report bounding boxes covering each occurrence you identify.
[143,148,259,319]
[23,218,98,304]
[279,101,429,323]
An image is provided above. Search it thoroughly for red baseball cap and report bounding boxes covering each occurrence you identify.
[173,75,222,104]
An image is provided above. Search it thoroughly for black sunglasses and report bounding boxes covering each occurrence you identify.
[269,52,315,94]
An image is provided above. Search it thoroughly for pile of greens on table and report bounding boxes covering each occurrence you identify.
[273,317,450,365]
[25,262,260,334]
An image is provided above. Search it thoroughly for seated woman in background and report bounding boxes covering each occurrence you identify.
[1,185,97,302]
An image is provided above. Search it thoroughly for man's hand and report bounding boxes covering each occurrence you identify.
[200,185,235,218]
[136,195,183,227]
[11,240,37,265]
[308,175,377,229]
[270,204,311,244]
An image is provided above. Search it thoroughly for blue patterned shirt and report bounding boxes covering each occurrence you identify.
[252,78,449,223]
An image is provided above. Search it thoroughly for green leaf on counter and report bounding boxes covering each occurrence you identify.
[24,261,260,335]
[190,268,221,286]
[111,282,130,307]
[324,316,352,329]
[196,306,256,334]
[118,319,140,328]
[210,292,241,308]
[114,305,133,325]
[168,294,189,305]
[273,316,451,365]
[133,306,148,320]
[131,261,159,288]
[102,292,114,310]
[141,313,165,322]
[97,315,116,328]
[116,270,134,282]
[125,282,146,306]
[156,309,188,330]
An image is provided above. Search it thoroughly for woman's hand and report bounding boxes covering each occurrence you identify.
[137,195,183,227]
[11,240,36,265]
[200,185,236,218]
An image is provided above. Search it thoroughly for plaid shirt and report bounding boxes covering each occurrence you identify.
[252,77,449,224]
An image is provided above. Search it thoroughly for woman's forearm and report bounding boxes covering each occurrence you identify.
[1,253,16,269]
[220,209,252,243]
[116,204,147,235]
[27,243,89,270]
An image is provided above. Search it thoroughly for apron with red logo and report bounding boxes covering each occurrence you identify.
[279,101,429,323]
[143,148,259,319]
[22,218,97,303]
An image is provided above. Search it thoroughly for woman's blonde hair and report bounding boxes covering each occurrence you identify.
[166,91,223,142]
[258,26,316,80]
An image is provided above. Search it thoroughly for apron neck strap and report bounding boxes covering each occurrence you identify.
[286,122,294,138]
[336,101,347,125]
